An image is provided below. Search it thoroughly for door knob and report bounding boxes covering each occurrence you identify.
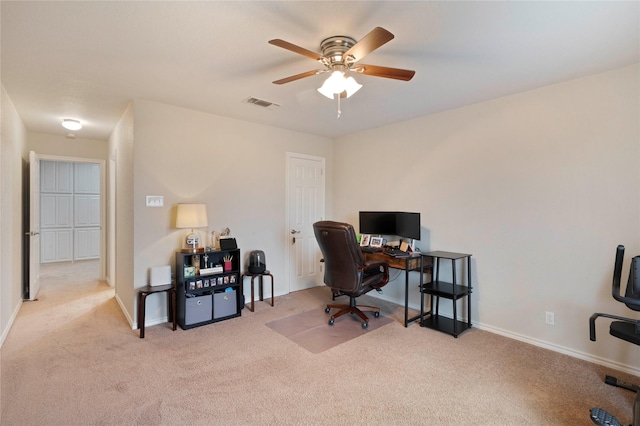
[291,229,301,234]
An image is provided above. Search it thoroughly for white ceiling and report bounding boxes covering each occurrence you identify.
[2,1,638,141]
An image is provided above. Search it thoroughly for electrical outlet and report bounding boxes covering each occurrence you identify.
[545,311,555,325]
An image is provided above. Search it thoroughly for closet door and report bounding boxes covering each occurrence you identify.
[73,163,100,260]
[40,161,73,263]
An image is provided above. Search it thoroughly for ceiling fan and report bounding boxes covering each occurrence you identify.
[269,27,415,103]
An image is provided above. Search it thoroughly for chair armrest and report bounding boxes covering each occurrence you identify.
[590,312,640,341]
[360,261,390,288]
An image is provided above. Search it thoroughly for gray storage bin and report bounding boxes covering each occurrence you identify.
[213,290,237,319]
[185,294,212,325]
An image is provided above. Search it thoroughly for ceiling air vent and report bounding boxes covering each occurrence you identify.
[243,96,280,110]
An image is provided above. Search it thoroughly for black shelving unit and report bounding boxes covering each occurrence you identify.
[420,251,472,337]
[175,248,241,330]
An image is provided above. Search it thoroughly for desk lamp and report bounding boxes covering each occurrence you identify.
[176,203,208,252]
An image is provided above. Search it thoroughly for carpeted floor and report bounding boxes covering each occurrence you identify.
[1,260,638,425]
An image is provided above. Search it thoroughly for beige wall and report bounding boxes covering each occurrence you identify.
[108,102,135,323]
[126,99,332,327]
[334,65,640,374]
[27,132,108,160]
[0,85,28,345]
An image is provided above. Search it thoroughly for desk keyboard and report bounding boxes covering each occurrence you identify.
[384,249,410,257]
[360,247,380,253]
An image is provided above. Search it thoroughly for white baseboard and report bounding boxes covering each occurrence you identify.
[114,292,134,329]
[476,322,640,377]
[369,291,639,377]
[0,299,23,348]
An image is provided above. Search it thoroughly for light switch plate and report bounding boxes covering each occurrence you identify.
[146,195,164,207]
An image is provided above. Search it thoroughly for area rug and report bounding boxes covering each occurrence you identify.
[266,308,393,354]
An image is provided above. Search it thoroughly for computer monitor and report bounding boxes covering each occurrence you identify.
[358,211,395,236]
[358,211,421,240]
[396,212,421,240]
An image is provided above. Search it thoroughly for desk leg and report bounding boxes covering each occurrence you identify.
[138,292,146,339]
[404,267,410,327]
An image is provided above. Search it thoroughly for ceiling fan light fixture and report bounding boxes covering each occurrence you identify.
[343,76,362,98]
[317,71,361,99]
[61,119,82,131]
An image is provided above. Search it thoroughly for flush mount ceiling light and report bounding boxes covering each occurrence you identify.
[269,27,415,118]
[61,119,82,131]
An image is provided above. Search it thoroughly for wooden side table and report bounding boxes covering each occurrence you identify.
[241,271,274,312]
[137,284,177,338]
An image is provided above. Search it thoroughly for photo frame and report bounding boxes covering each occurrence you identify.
[360,234,371,247]
[370,236,383,248]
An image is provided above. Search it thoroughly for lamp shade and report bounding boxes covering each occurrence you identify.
[176,203,208,229]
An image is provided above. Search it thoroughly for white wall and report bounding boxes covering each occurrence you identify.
[127,99,333,328]
[334,65,640,374]
[0,85,28,346]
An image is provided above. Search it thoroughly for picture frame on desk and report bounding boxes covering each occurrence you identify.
[370,236,383,248]
[360,234,370,247]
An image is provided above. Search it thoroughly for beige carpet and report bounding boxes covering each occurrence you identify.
[266,307,394,353]
[1,260,639,425]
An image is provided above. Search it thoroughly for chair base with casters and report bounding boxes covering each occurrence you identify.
[325,294,380,329]
[589,245,640,426]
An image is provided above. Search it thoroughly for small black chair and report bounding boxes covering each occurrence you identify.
[589,245,640,426]
[313,220,389,329]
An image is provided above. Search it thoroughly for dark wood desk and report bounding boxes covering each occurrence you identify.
[137,284,177,338]
[363,251,431,327]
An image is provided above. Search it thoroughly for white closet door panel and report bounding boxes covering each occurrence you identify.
[41,161,73,193]
[41,194,72,228]
[74,229,88,260]
[74,228,99,260]
[74,195,100,227]
[57,230,72,261]
[41,229,72,263]
[88,228,101,258]
[88,196,100,226]
[40,161,57,193]
[74,163,100,194]
[41,230,58,263]
[56,195,73,227]
[56,162,73,192]
[41,195,58,228]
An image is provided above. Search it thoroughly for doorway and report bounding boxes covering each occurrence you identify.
[26,153,106,301]
[286,153,325,293]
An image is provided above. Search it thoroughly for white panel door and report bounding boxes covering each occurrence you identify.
[287,154,325,292]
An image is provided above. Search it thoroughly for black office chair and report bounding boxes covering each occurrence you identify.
[313,221,389,329]
[589,245,640,426]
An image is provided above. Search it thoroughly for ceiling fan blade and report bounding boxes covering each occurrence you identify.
[273,70,322,85]
[268,39,323,61]
[344,27,394,62]
[356,64,415,81]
